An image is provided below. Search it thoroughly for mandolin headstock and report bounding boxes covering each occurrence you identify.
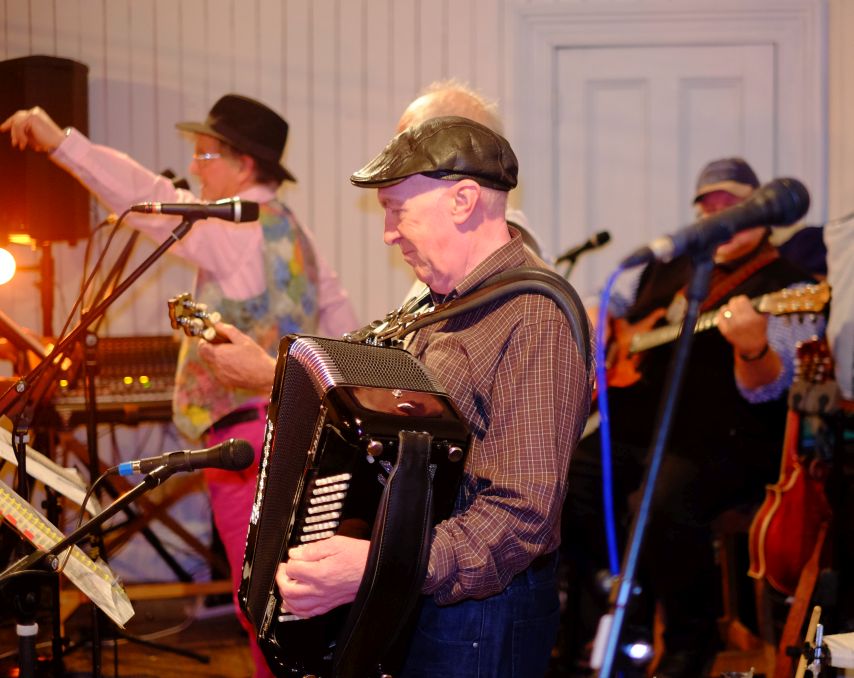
[789,337,838,415]
[167,292,229,344]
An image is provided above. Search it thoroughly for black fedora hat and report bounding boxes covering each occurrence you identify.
[176,94,296,183]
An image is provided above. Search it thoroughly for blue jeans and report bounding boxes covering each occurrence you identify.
[399,553,560,678]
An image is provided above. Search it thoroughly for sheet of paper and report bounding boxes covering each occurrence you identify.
[0,479,133,627]
[0,427,102,515]
[825,632,854,668]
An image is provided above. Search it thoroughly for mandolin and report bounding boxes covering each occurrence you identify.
[167,292,230,344]
[747,337,834,596]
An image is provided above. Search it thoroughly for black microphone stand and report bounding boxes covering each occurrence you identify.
[0,216,197,677]
[594,251,715,678]
[75,228,194,582]
[559,255,582,281]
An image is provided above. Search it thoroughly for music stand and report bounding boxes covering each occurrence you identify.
[1,427,102,517]
[0,477,133,678]
[0,459,218,675]
[0,216,199,677]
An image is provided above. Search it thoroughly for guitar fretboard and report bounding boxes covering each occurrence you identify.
[627,282,828,355]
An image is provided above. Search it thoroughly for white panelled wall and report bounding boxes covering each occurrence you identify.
[0,0,851,581]
[0,0,516,335]
[0,0,851,334]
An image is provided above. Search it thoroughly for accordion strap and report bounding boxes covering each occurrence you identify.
[332,430,436,678]
[398,267,592,373]
[349,267,592,376]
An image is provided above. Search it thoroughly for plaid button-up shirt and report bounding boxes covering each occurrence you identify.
[408,231,593,605]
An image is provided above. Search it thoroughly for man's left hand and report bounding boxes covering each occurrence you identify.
[716,294,768,356]
[197,322,276,392]
[276,535,370,618]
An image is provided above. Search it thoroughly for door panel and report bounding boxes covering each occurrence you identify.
[555,44,775,299]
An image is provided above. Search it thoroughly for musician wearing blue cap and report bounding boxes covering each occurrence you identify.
[2,97,356,678]
[561,157,826,677]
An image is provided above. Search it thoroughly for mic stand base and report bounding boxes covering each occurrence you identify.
[60,608,210,666]
[111,626,210,664]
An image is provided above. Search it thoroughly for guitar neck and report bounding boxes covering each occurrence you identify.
[624,281,828,357]
[628,295,768,355]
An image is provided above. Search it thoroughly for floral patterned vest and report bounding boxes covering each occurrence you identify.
[172,199,320,440]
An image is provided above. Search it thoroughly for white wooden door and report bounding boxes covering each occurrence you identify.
[508,1,827,305]
[554,43,776,300]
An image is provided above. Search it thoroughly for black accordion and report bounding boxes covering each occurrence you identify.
[238,335,470,677]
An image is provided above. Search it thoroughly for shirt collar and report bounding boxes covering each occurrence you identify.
[237,184,277,204]
[431,228,526,303]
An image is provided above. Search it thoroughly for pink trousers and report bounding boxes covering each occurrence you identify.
[203,402,274,678]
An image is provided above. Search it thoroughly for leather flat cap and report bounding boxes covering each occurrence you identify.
[350,115,518,192]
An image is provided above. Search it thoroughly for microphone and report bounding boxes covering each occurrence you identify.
[556,231,612,265]
[130,197,260,223]
[111,438,254,476]
[620,177,810,268]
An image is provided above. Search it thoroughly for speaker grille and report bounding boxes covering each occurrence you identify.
[0,55,90,243]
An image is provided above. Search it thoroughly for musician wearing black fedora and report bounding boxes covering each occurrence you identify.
[2,94,357,678]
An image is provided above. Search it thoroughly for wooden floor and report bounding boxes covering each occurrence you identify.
[0,594,254,678]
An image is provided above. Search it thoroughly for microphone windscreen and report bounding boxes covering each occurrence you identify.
[239,201,260,222]
[768,177,810,225]
[223,438,255,470]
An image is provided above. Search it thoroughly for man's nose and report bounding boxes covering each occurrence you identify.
[383,224,399,246]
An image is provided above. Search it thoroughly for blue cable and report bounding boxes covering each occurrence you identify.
[595,267,626,578]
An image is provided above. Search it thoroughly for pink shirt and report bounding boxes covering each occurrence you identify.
[52,129,358,338]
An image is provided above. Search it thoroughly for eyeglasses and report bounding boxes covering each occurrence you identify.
[192,152,222,161]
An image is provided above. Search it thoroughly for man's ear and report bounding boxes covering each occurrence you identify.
[239,153,258,183]
[449,180,481,224]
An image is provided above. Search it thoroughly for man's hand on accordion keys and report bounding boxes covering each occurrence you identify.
[276,535,371,618]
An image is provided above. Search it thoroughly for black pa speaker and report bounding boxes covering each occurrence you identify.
[0,55,90,243]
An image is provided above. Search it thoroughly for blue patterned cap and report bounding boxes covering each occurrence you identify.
[693,157,760,203]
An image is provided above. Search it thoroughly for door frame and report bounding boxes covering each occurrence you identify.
[504,0,828,253]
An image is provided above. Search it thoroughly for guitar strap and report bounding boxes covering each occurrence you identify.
[667,240,780,322]
[700,239,780,311]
